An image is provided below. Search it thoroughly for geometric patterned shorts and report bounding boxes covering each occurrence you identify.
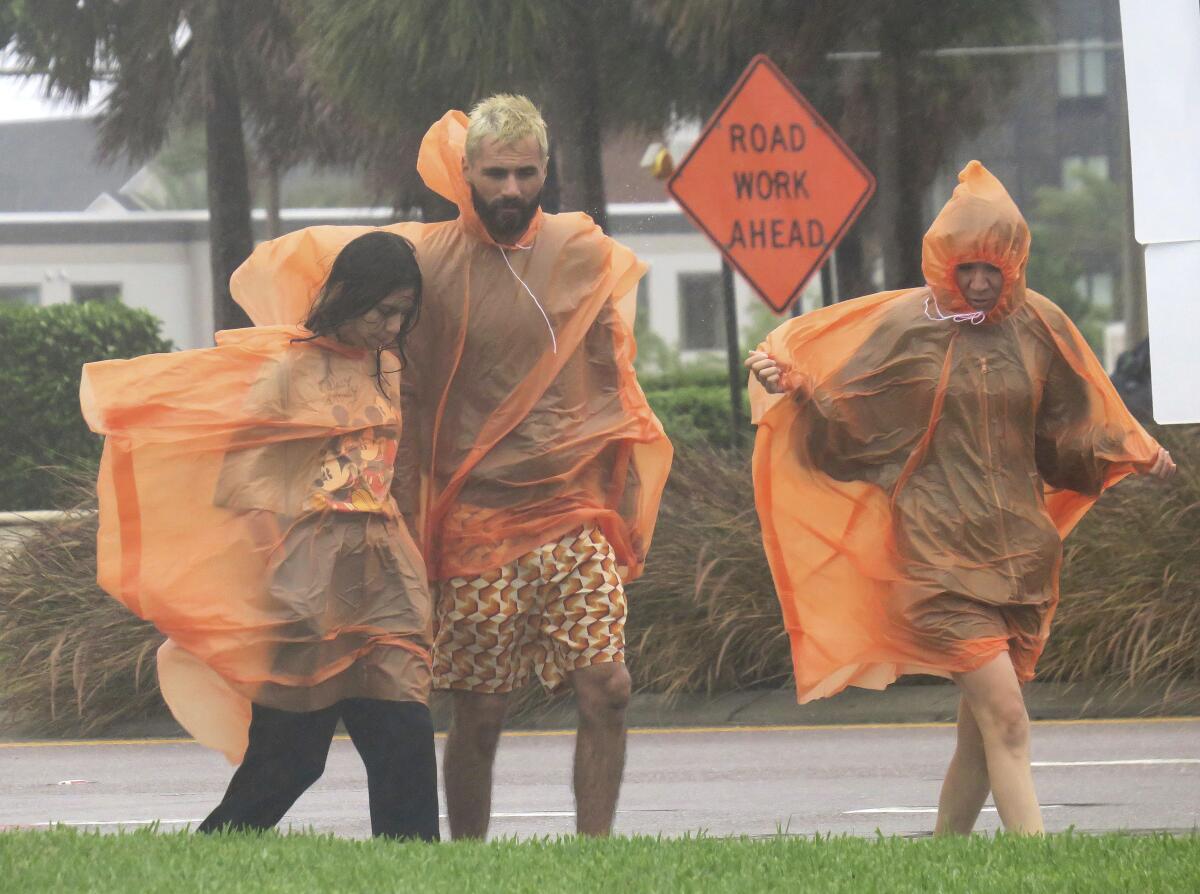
[432,524,626,693]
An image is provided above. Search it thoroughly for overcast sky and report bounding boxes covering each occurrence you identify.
[0,50,109,122]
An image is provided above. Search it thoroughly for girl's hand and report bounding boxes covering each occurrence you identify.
[1143,447,1177,480]
[745,350,785,394]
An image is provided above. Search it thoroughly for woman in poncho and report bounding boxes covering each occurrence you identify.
[746,161,1175,835]
[81,232,438,840]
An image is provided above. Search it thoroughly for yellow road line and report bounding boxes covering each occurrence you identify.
[2,715,1197,748]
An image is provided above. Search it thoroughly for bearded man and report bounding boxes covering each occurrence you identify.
[395,94,672,839]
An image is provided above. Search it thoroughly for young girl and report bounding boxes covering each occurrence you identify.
[746,162,1175,836]
[81,231,438,840]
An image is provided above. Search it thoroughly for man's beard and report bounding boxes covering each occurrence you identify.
[470,184,542,244]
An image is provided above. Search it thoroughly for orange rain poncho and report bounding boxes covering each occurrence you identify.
[81,323,432,763]
[750,161,1161,703]
[234,111,672,582]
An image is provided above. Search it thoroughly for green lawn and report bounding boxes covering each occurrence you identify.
[2,829,1198,893]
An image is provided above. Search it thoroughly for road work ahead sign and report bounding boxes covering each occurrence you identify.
[668,54,875,313]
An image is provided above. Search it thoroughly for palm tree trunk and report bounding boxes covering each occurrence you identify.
[878,44,925,288]
[834,226,873,299]
[204,0,255,333]
[875,49,902,287]
[552,2,608,233]
[541,141,562,214]
[893,93,926,287]
[265,156,283,240]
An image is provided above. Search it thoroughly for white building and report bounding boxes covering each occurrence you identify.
[0,203,832,357]
[0,118,824,360]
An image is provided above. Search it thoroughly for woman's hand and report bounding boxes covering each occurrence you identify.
[745,350,785,394]
[1143,446,1177,480]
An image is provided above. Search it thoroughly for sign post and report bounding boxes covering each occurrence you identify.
[719,259,742,445]
[667,55,875,440]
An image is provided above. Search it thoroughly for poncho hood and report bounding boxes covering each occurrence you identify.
[229,225,378,329]
[922,160,1031,323]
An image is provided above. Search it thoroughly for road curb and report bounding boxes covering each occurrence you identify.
[496,680,1200,731]
[4,680,1199,742]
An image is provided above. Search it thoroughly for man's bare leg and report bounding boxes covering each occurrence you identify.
[570,662,632,836]
[935,695,991,835]
[443,690,511,840]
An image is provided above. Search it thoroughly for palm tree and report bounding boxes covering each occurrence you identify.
[2,0,354,331]
[3,1,263,331]
[299,0,704,234]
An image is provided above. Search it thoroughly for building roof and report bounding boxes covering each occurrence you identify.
[0,202,690,245]
[0,113,686,224]
[0,117,142,212]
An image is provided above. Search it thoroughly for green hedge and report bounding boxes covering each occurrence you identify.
[638,364,732,392]
[0,299,741,509]
[0,303,173,511]
[645,383,752,448]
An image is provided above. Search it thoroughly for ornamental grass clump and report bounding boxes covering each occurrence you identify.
[1,429,1197,736]
[0,472,163,735]
[624,445,792,695]
[1043,423,1200,694]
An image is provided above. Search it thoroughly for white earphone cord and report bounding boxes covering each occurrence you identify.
[924,293,985,326]
[499,245,558,354]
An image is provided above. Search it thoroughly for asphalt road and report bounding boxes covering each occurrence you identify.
[2,718,1197,839]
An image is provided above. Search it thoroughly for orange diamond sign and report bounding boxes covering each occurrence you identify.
[668,55,875,313]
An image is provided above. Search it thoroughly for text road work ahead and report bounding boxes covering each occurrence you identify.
[726,123,826,251]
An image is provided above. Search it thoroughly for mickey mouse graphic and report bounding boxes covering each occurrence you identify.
[315,450,362,508]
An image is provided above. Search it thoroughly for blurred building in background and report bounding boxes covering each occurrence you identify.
[0,0,1140,369]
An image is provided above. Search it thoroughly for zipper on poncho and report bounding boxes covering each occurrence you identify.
[979,356,1017,586]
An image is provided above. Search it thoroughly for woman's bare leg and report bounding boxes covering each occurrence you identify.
[951,652,1043,834]
[934,695,990,835]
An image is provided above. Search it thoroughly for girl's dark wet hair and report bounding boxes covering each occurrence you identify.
[297,231,422,393]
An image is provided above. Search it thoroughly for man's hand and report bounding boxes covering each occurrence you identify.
[1143,446,1177,480]
[745,350,785,394]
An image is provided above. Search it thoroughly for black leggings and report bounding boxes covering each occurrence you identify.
[197,698,439,841]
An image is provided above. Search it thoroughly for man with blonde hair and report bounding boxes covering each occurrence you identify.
[395,94,672,838]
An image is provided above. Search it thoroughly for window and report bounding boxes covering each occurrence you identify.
[72,283,121,304]
[1058,39,1106,98]
[1081,41,1105,96]
[1061,155,1108,190]
[1075,271,1115,313]
[0,284,40,305]
[678,272,725,351]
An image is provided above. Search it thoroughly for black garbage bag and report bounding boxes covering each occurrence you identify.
[1110,337,1153,424]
